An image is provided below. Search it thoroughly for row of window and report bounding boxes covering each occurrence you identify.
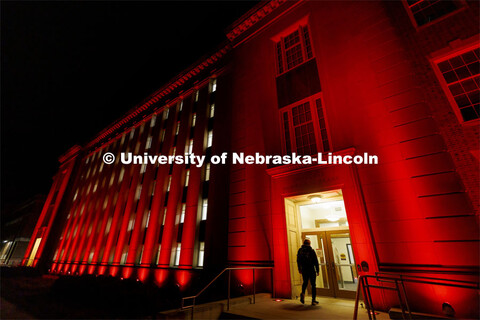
[275,5,476,144]
[53,79,218,272]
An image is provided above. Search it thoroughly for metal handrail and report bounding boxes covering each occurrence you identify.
[181,266,273,318]
[353,273,480,320]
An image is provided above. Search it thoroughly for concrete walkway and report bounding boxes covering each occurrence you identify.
[225,294,389,320]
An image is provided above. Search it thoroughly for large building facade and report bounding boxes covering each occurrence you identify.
[22,1,479,318]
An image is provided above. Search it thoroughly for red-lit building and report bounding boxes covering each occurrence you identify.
[23,1,479,318]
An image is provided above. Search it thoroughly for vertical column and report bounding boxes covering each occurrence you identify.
[22,146,80,268]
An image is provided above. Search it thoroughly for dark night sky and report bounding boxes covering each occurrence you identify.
[1,1,258,211]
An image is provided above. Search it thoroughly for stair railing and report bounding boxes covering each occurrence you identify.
[181,266,274,319]
[353,272,479,320]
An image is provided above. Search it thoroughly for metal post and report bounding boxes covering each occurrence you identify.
[227,269,231,311]
[362,277,372,320]
[353,275,362,320]
[365,277,377,320]
[394,280,407,320]
[271,267,275,298]
[253,269,256,304]
[399,279,413,320]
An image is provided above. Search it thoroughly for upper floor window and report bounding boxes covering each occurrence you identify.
[209,79,217,93]
[276,26,313,74]
[433,45,479,123]
[403,0,463,28]
[280,93,331,155]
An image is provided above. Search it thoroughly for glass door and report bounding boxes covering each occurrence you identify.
[326,231,358,299]
[301,232,335,297]
[302,231,358,299]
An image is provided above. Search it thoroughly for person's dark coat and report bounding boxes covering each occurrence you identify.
[297,244,320,274]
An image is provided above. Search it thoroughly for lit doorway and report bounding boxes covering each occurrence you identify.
[285,190,358,299]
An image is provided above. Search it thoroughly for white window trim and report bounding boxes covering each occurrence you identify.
[401,0,467,30]
[275,24,315,76]
[279,92,331,155]
[429,40,480,125]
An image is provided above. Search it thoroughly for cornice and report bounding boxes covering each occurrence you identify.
[226,0,287,41]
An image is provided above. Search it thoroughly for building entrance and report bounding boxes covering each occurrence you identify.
[301,230,357,299]
[285,190,358,299]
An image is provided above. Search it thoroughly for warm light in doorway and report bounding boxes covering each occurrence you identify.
[308,195,322,203]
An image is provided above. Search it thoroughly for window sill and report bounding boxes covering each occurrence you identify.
[461,118,480,128]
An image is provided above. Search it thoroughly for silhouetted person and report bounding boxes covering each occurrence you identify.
[297,238,319,305]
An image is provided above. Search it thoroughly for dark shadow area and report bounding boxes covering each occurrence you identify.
[0,267,181,319]
[219,312,261,320]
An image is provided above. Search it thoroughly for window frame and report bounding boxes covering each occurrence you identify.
[279,92,332,155]
[401,0,466,30]
[275,24,315,76]
[430,42,480,125]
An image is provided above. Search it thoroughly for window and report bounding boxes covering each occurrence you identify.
[195,90,200,102]
[178,100,183,112]
[135,185,142,200]
[198,242,205,267]
[187,139,194,154]
[180,204,186,223]
[276,26,313,74]
[118,167,125,183]
[146,136,152,149]
[145,210,151,228]
[434,45,480,122]
[184,170,190,187]
[192,114,197,127]
[209,79,217,93]
[150,114,156,127]
[281,94,331,155]
[160,129,166,143]
[209,104,215,118]
[167,175,172,192]
[156,245,162,265]
[403,0,463,27]
[127,217,135,231]
[205,163,211,181]
[201,199,208,220]
[121,252,128,265]
[174,243,181,266]
[175,121,180,135]
[162,208,167,225]
[207,131,213,148]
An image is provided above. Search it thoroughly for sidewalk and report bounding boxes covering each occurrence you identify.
[225,294,389,320]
